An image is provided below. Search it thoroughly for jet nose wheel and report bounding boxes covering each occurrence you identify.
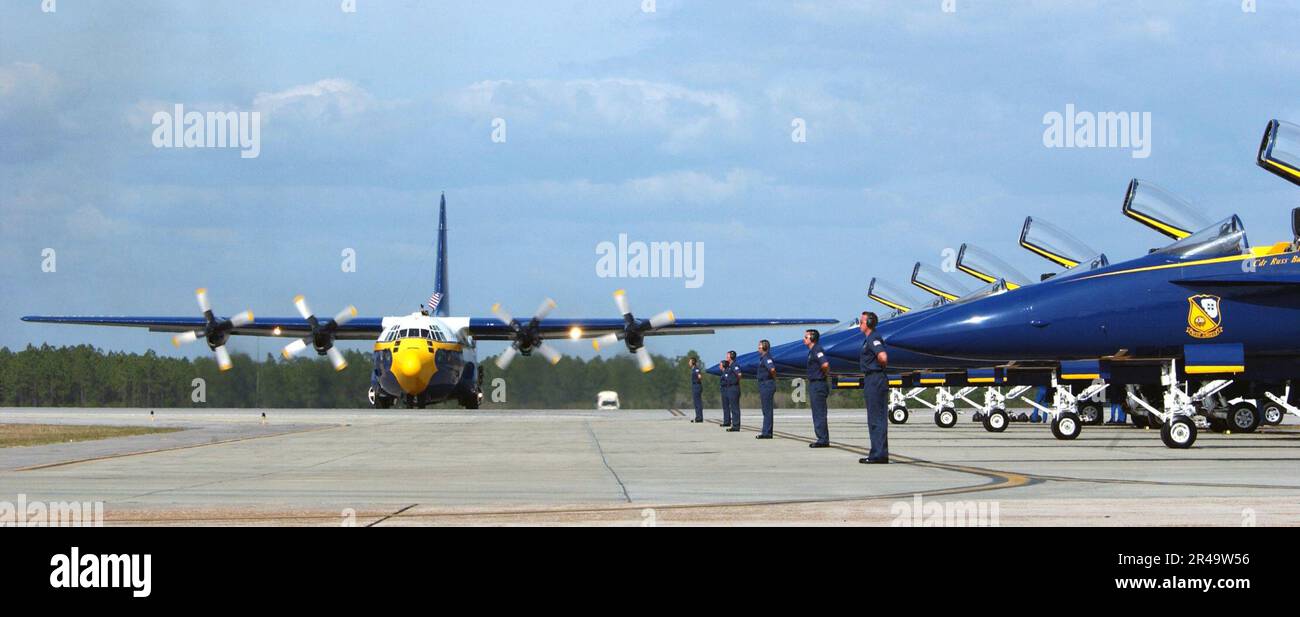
[1229,402,1262,433]
[1161,415,1198,449]
[1051,411,1082,440]
[1262,402,1284,426]
[982,409,1009,433]
[889,406,909,424]
[934,407,957,428]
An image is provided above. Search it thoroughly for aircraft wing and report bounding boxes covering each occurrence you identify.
[21,315,385,340]
[465,317,838,341]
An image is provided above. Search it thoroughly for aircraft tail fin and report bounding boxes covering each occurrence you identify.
[432,193,450,317]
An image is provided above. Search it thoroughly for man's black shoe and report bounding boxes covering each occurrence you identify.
[808,442,830,448]
[755,434,772,439]
[858,457,889,464]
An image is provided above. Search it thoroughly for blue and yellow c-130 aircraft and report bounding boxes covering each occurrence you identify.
[886,119,1300,448]
[22,195,836,409]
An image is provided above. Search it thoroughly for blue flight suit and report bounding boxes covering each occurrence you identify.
[757,352,777,437]
[860,330,889,461]
[719,362,733,426]
[726,361,743,428]
[691,366,704,422]
[807,343,830,445]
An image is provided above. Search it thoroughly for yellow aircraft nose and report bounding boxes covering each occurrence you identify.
[390,341,438,395]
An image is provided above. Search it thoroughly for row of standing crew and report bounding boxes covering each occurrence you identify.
[689,311,891,464]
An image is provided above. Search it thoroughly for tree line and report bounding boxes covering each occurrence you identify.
[0,344,873,409]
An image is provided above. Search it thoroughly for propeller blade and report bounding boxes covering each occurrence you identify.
[327,346,348,372]
[491,303,515,326]
[333,305,358,326]
[536,342,561,365]
[293,294,313,320]
[495,345,519,370]
[635,346,654,373]
[171,330,200,347]
[593,332,619,351]
[613,289,631,317]
[196,288,211,313]
[214,345,233,372]
[648,310,675,330]
[230,310,254,328]
[533,298,558,321]
[281,338,309,359]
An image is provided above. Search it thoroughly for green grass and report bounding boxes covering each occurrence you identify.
[0,423,182,448]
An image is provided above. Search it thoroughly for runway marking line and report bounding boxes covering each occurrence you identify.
[6,424,343,472]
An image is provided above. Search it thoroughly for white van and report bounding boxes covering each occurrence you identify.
[597,391,620,410]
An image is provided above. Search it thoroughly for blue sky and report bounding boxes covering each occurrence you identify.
[2,0,1298,363]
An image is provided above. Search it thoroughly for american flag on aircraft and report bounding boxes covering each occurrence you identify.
[428,292,442,311]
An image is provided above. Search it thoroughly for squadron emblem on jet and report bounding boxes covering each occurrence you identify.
[1186,294,1224,339]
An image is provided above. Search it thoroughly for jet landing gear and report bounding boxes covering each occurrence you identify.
[906,387,966,428]
[888,388,919,424]
[958,385,1034,433]
[369,386,395,409]
[1019,376,1109,441]
[1261,383,1298,426]
[1124,361,1257,449]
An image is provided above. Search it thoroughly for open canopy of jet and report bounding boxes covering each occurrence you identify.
[1122,179,1212,241]
[956,243,1031,289]
[910,262,974,301]
[1258,119,1300,188]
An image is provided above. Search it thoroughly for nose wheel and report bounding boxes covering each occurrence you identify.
[1160,415,1197,449]
[934,407,957,428]
[889,406,909,424]
[1051,411,1081,440]
[982,409,1009,433]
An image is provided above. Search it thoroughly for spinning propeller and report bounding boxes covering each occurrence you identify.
[492,298,562,370]
[592,289,675,372]
[170,288,254,372]
[280,294,358,371]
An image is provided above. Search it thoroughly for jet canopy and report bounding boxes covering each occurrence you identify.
[1153,215,1249,260]
[957,243,1031,289]
[950,278,1012,305]
[1122,179,1211,240]
[1019,216,1100,269]
[868,277,926,316]
[1258,119,1300,187]
[911,262,975,301]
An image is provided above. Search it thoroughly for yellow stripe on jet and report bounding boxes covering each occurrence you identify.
[1060,373,1101,380]
[1020,240,1080,269]
[911,281,959,302]
[868,294,912,313]
[1071,251,1300,282]
[1124,208,1192,240]
[1264,158,1300,181]
[957,265,1021,290]
[1186,365,1245,374]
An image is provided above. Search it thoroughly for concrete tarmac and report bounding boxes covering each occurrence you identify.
[2,407,1298,526]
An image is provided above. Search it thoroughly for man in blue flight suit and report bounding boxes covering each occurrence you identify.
[857,311,890,464]
[688,356,704,423]
[725,350,743,431]
[718,354,733,428]
[756,339,777,439]
[804,329,831,447]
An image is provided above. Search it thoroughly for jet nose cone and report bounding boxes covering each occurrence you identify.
[399,356,423,378]
[883,320,950,355]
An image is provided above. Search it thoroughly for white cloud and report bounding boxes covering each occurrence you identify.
[451,78,743,148]
[253,78,381,121]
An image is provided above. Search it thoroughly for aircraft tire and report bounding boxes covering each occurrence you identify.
[1078,402,1105,426]
[1051,411,1081,440]
[889,406,909,424]
[982,409,1009,433]
[1161,416,1197,449]
[1229,402,1261,433]
[1261,401,1284,426]
[934,407,958,428]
